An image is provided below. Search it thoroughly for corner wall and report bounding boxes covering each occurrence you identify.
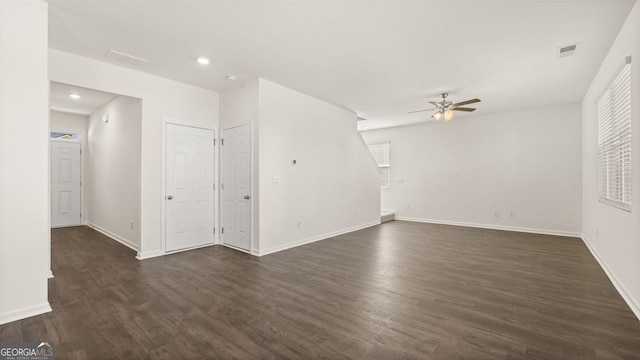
[86,96,142,250]
[50,111,89,141]
[49,49,219,259]
[0,1,51,324]
[257,79,381,255]
[581,2,640,318]
[361,103,582,236]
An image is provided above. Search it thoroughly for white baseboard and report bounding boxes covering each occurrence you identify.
[395,216,581,238]
[581,235,640,321]
[257,220,381,256]
[0,302,52,326]
[47,270,54,279]
[135,250,165,260]
[87,222,139,251]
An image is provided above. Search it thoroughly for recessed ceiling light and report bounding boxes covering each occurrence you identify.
[69,94,80,100]
[196,57,210,65]
[226,75,237,81]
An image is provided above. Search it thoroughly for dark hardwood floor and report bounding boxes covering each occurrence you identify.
[1,222,640,359]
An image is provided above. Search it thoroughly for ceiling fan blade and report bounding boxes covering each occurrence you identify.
[451,107,476,112]
[408,109,434,114]
[452,98,481,107]
[428,101,442,107]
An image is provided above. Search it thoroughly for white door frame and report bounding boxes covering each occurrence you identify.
[161,120,218,255]
[220,123,253,253]
[50,128,85,227]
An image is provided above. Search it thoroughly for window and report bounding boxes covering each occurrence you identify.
[597,59,631,211]
[50,131,79,141]
[368,142,390,189]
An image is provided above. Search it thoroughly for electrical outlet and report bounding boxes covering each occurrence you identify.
[510,211,515,218]
[297,221,301,229]
[406,204,411,210]
[130,222,134,230]
[494,211,501,218]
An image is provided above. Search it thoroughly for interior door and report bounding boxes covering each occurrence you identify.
[222,124,251,251]
[165,124,215,252]
[51,141,82,227]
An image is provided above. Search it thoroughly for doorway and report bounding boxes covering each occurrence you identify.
[164,123,215,252]
[50,137,82,227]
[49,81,142,250]
[221,124,252,251]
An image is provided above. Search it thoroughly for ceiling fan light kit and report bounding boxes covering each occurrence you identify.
[409,93,481,122]
[444,110,453,122]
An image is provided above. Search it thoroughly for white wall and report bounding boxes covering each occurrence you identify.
[50,110,89,141]
[219,79,260,250]
[257,79,381,255]
[362,103,582,236]
[49,49,219,259]
[582,2,640,318]
[86,96,142,250]
[0,1,51,324]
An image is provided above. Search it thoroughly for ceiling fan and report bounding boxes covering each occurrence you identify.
[409,93,481,121]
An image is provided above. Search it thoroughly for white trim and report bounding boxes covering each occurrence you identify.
[0,302,52,326]
[136,250,165,260]
[87,222,139,251]
[50,128,85,227]
[395,216,581,238]
[221,124,253,252]
[161,119,218,255]
[47,270,54,279]
[581,235,640,321]
[257,220,381,256]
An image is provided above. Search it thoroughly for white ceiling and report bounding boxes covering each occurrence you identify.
[47,1,635,130]
[50,81,118,115]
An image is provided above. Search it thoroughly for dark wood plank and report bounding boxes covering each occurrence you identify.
[1,222,639,359]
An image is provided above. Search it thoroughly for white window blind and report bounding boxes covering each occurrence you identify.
[368,143,390,189]
[597,61,631,211]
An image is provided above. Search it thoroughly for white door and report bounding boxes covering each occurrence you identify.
[165,124,215,252]
[222,125,251,251]
[51,141,82,227]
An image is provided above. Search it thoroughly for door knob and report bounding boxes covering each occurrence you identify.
[167,195,173,200]
[243,195,250,200]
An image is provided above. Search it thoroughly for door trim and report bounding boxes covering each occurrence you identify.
[161,120,217,256]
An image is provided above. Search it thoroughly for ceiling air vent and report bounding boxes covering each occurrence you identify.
[105,49,149,67]
[558,44,578,58]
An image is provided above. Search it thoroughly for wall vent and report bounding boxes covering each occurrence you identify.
[105,49,149,67]
[558,44,578,58]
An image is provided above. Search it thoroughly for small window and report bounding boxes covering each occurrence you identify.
[368,142,390,189]
[50,131,79,141]
[597,60,631,211]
